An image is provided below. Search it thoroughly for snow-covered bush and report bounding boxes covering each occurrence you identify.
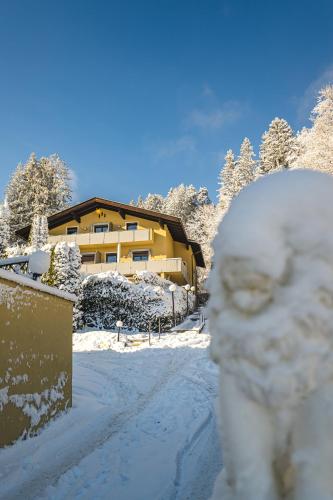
[80,270,192,332]
[209,169,333,500]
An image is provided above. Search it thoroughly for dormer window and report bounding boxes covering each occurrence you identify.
[67,227,78,235]
[126,222,138,231]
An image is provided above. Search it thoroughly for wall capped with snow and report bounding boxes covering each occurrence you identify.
[0,271,73,446]
[80,270,194,332]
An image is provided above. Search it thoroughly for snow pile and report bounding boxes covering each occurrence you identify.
[209,169,333,499]
[80,270,193,332]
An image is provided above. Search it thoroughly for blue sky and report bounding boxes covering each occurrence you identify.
[0,0,333,203]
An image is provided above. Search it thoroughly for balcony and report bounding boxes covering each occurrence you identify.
[81,257,188,282]
[48,229,153,246]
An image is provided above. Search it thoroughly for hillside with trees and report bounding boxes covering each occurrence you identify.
[1,84,333,289]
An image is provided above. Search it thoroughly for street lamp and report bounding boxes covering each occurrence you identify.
[116,320,123,342]
[184,284,191,316]
[169,283,177,327]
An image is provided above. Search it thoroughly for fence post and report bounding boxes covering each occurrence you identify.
[148,321,151,346]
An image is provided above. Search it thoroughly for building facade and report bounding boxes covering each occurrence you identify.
[18,198,205,287]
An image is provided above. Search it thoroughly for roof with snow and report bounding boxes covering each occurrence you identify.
[17,197,205,268]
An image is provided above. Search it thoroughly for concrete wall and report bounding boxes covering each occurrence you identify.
[0,270,75,447]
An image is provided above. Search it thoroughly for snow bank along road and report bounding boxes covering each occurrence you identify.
[0,323,222,500]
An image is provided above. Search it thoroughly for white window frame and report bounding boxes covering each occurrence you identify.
[93,222,110,233]
[66,226,79,235]
[105,252,118,264]
[126,221,139,231]
[81,252,96,264]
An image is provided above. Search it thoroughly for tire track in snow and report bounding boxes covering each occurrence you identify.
[171,368,221,500]
[173,410,214,494]
[1,349,198,500]
[39,355,220,500]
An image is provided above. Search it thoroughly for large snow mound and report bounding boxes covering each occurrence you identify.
[209,169,333,408]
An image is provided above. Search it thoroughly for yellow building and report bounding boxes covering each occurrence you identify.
[18,198,205,287]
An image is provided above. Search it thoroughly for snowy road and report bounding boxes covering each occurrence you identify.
[0,325,222,500]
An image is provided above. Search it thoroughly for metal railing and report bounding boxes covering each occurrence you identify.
[0,251,50,281]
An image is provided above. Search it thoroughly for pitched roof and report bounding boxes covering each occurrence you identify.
[17,197,205,267]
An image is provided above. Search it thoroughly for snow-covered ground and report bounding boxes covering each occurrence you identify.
[0,317,221,500]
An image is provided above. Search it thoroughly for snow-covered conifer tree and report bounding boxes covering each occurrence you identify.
[218,149,236,211]
[43,154,72,215]
[53,241,82,330]
[53,242,70,290]
[41,245,57,287]
[258,118,297,175]
[29,214,49,249]
[292,85,333,175]
[142,193,165,212]
[136,195,144,208]
[186,203,219,286]
[163,184,198,223]
[195,187,211,206]
[6,153,72,238]
[132,185,211,225]
[236,137,256,191]
[0,199,10,257]
[53,242,81,295]
[68,243,83,330]
[67,243,82,296]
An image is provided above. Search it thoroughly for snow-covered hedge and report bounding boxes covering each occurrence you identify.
[80,270,194,332]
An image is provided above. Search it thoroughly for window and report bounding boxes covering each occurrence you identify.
[67,227,78,235]
[132,251,149,262]
[106,253,117,263]
[94,224,109,233]
[81,253,95,263]
[126,222,138,231]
